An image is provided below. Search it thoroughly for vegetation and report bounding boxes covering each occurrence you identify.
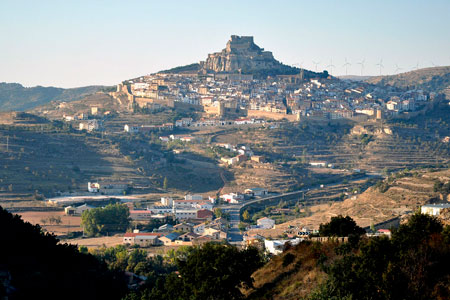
[81,203,130,236]
[310,213,449,300]
[125,243,264,300]
[246,213,450,300]
[318,215,366,237]
[0,206,127,299]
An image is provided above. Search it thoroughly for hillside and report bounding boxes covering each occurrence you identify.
[365,66,450,93]
[0,82,107,111]
[245,213,449,300]
[250,168,450,239]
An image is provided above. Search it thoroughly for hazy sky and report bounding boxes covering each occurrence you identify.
[1,0,449,88]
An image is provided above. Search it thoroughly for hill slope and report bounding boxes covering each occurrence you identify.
[0,82,107,111]
[365,66,450,93]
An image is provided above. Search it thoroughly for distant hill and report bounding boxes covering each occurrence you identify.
[0,82,108,111]
[338,75,374,81]
[365,66,450,93]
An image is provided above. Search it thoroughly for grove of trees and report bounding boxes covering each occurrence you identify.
[81,203,130,236]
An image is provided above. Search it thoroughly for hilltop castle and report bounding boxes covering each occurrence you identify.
[201,35,288,74]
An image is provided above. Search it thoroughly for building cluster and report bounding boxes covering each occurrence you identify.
[118,71,436,126]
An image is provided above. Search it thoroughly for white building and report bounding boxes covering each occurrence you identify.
[185,194,203,201]
[174,209,197,220]
[257,217,275,229]
[421,203,450,216]
[88,182,100,193]
[124,124,139,133]
[148,206,172,214]
[264,238,302,255]
[245,187,268,197]
[161,197,173,206]
[221,193,245,204]
[123,232,162,247]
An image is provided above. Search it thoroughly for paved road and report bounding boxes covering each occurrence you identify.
[219,174,381,243]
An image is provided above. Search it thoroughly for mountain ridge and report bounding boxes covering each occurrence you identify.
[0,82,108,111]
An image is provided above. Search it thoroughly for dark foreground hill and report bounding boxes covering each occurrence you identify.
[0,206,127,300]
[0,82,107,111]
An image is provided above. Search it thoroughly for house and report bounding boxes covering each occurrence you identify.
[153,224,174,233]
[196,209,213,221]
[129,210,152,221]
[203,227,227,240]
[123,232,163,247]
[174,209,197,220]
[257,217,275,229]
[159,136,170,142]
[421,203,450,216]
[64,206,76,215]
[309,161,327,168]
[159,233,180,245]
[173,223,193,233]
[193,223,206,234]
[264,238,301,255]
[185,194,203,201]
[88,182,100,193]
[209,217,229,230]
[221,193,245,204]
[124,124,139,133]
[251,155,265,163]
[194,202,214,211]
[180,136,195,142]
[148,205,172,214]
[161,197,173,206]
[64,204,94,216]
[178,232,200,242]
[192,235,213,245]
[245,187,268,197]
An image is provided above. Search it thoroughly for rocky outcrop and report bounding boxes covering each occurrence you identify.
[201,35,299,76]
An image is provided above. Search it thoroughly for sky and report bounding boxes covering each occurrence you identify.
[1,0,449,88]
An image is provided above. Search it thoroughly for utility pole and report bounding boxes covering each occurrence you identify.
[6,136,9,152]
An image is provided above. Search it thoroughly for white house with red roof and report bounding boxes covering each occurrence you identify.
[123,232,163,247]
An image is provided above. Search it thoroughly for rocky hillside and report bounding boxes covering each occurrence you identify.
[249,169,450,238]
[162,35,327,79]
[0,82,107,111]
[365,66,450,94]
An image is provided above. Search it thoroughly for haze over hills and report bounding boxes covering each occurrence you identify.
[0,82,108,112]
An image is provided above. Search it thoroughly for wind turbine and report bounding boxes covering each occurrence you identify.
[326,58,335,75]
[342,58,351,75]
[312,61,320,72]
[395,64,403,73]
[375,59,384,75]
[430,61,438,67]
[357,59,365,76]
[413,61,419,71]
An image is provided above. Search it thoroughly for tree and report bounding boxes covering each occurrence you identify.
[238,222,247,232]
[312,213,450,300]
[242,210,251,221]
[81,204,130,236]
[163,177,168,190]
[319,215,365,237]
[214,208,223,218]
[144,243,264,300]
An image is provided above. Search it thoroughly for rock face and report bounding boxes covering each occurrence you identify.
[202,35,293,74]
